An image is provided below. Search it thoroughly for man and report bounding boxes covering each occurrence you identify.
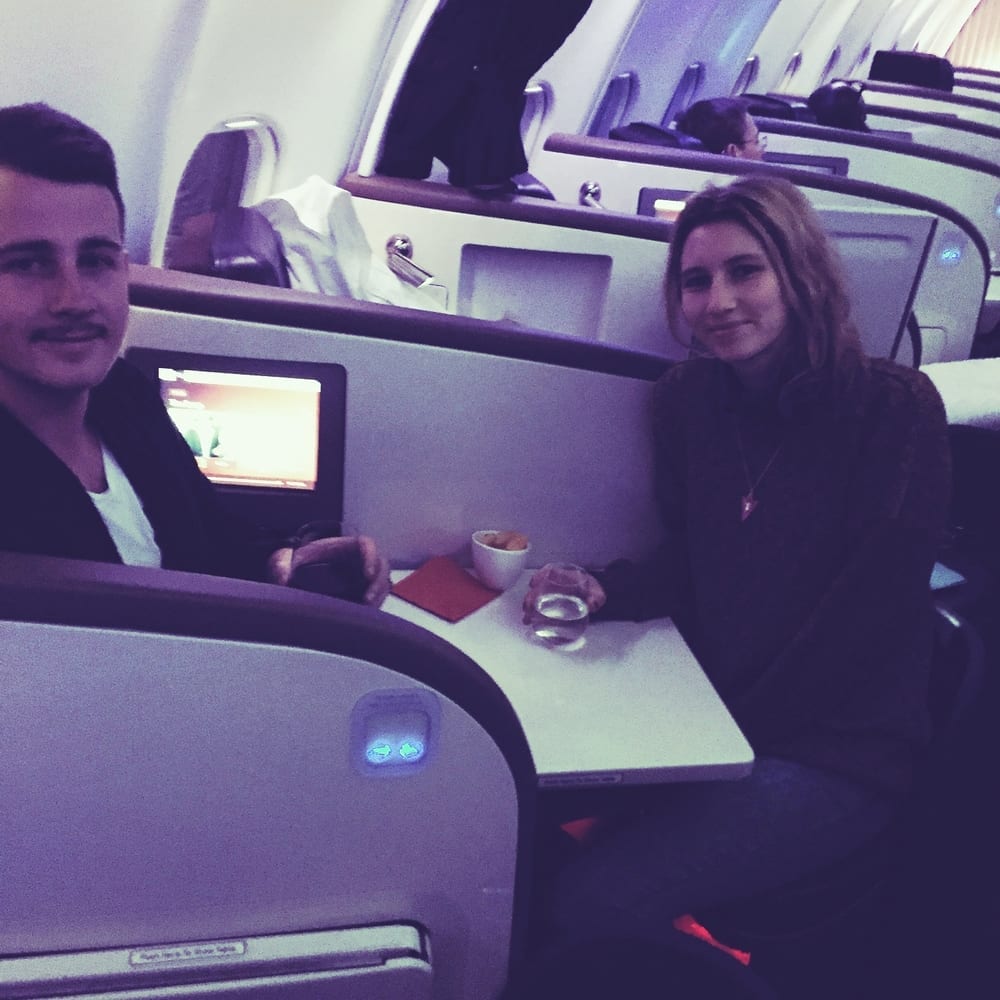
[808,81,871,133]
[675,98,766,161]
[0,102,389,603]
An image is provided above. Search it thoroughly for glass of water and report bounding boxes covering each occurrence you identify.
[529,563,591,647]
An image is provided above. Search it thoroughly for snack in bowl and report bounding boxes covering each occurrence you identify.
[480,530,530,552]
[471,529,532,591]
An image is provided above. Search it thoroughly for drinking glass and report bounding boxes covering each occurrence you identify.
[528,563,591,647]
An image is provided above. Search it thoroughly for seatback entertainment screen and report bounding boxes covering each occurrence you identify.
[158,367,320,491]
[126,349,347,534]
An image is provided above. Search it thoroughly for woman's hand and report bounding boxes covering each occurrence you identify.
[268,535,391,608]
[521,563,606,623]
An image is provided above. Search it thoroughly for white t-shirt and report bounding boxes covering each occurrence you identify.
[87,446,162,568]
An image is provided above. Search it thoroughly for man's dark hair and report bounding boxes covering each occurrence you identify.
[0,102,125,227]
[675,98,750,153]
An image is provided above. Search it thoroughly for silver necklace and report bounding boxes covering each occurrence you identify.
[734,425,783,522]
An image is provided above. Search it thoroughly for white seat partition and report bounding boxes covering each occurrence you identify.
[0,554,535,1000]
[953,79,1000,100]
[125,265,668,570]
[954,69,1000,84]
[856,79,1000,129]
[339,173,680,359]
[858,105,1000,188]
[852,104,1000,187]
[856,109,1000,340]
[922,358,1000,430]
[534,134,989,364]
[754,117,1000,279]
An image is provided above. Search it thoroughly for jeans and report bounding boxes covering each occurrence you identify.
[538,756,896,944]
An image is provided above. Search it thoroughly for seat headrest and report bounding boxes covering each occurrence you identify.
[609,121,706,151]
[212,206,291,287]
[868,50,954,92]
[740,94,816,123]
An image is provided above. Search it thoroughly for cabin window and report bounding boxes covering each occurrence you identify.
[820,45,843,84]
[780,51,803,89]
[732,56,760,95]
[662,63,706,127]
[851,43,871,77]
[164,119,278,274]
[588,71,637,138]
[521,81,553,159]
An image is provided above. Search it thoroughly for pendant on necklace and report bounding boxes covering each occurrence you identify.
[740,494,757,522]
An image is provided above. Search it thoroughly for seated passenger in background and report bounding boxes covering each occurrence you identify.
[675,97,766,160]
[0,102,389,603]
[808,81,871,132]
[520,176,949,955]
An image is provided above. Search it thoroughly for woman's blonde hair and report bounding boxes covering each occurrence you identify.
[664,175,862,373]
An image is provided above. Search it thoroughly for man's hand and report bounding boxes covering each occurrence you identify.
[268,535,391,608]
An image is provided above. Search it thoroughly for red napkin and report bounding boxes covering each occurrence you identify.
[391,555,499,622]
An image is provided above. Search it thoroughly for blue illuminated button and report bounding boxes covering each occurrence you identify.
[352,692,436,775]
[366,742,393,764]
[398,740,425,762]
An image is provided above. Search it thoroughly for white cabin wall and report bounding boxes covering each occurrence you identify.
[147,0,424,265]
[575,0,779,129]
[915,0,983,56]
[752,0,829,92]
[948,0,1000,70]
[692,0,783,99]
[866,0,924,60]
[0,0,204,264]
[525,0,644,144]
[526,0,782,153]
[895,0,944,52]
[2,0,989,269]
[835,0,903,79]
[594,0,718,126]
[789,0,865,90]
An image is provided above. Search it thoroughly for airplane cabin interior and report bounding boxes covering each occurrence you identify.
[1,1,999,998]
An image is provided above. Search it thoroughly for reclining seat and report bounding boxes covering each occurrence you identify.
[163,203,291,288]
[0,553,535,1000]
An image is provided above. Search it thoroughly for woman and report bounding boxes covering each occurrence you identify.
[522,175,950,942]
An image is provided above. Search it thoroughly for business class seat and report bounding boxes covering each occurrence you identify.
[0,553,535,1000]
[164,205,291,288]
[695,606,986,1000]
[210,206,292,287]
